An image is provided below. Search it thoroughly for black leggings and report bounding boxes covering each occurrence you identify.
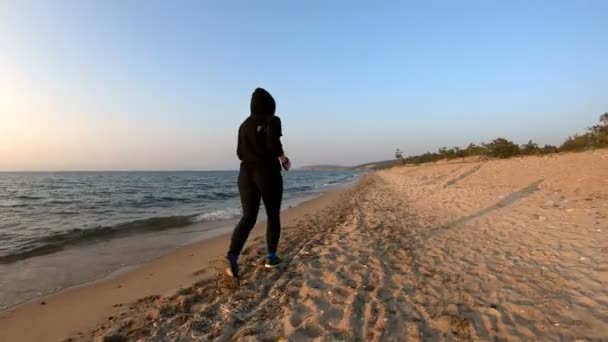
[229,163,283,257]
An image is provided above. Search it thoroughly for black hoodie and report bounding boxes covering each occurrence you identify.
[236,88,284,167]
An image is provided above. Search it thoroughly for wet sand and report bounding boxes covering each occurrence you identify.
[1,150,607,341]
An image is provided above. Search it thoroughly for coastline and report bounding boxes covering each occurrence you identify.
[0,181,356,342]
[0,171,359,312]
[2,151,607,341]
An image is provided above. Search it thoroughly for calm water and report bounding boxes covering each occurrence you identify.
[0,170,360,264]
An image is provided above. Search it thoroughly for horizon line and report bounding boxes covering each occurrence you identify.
[0,169,240,173]
[0,167,353,172]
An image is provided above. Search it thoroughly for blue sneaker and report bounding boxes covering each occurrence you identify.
[224,253,239,281]
[265,254,282,269]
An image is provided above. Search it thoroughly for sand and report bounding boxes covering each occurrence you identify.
[1,150,607,341]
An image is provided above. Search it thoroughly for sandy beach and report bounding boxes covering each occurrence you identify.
[1,150,607,341]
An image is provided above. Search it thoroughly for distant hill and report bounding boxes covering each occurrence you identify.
[352,159,401,170]
[298,165,351,171]
[300,160,402,171]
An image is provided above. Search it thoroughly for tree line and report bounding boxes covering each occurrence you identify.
[396,113,608,164]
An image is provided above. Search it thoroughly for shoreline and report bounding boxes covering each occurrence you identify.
[0,176,357,312]
[0,181,356,342]
[0,220,234,312]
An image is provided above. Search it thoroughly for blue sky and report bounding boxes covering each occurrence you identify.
[1,0,607,170]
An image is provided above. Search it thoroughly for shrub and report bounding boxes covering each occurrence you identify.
[559,113,608,151]
[540,145,559,154]
[521,140,541,155]
[560,134,592,151]
[485,138,521,158]
[465,143,487,156]
[395,112,605,166]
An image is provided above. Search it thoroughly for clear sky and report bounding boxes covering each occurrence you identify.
[1,0,607,170]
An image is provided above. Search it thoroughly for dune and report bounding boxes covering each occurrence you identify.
[1,150,607,341]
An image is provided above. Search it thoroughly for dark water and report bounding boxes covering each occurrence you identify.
[0,170,360,265]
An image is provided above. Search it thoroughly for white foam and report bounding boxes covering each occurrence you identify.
[193,208,241,222]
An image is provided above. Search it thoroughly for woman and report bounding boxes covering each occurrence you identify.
[225,88,290,282]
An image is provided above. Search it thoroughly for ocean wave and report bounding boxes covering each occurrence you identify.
[193,208,241,222]
[132,191,238,204]
[195,191,238,200]
[54,210,79,215]
[285,185,313,193]
[159,196,193,203]
[15,195,43,200]
[0,202,29,208]
[0,208,240,264]
[48,199,76,205]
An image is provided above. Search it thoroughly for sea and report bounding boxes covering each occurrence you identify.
[0,170,361,309]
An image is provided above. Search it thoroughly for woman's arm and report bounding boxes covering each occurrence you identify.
[266,116,285,158]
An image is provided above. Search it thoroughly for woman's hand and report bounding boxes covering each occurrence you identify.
[279,156,291,171]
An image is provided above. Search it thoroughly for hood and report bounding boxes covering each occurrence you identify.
[250,88,276,116]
